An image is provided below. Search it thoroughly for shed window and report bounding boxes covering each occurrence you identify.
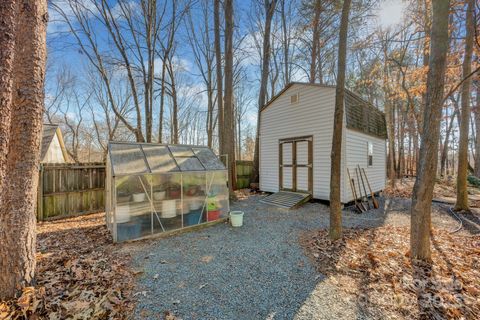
[367,142,373,166]
[290,93,299,104]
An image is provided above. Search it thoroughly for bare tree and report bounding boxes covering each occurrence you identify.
[455,0,475,211]
[329,0,351,240]
[214,0,224,156]
[410,0,450,261]
[0,0,47,299]
[475,79,480,177]
[253,0,276,182]
[224,0,236,193]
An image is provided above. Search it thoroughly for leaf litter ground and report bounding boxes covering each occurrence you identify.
[0,213,135,320]
[300,226,480,319]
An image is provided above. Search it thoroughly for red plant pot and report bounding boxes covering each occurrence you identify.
[169,189,181,199]
[207,210,221,221]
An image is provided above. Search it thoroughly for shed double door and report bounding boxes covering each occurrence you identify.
[279,136,313,193]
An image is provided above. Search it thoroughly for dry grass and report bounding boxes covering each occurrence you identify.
[0,213,135,320]
[300,226,480,319]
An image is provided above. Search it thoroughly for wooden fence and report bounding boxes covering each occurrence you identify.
[236,160,253,189]
[37,163,105,221]
[36,160,253,220]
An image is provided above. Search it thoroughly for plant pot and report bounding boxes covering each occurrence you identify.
[185,186,199,196]
[132,193,146,202]
[161,199,177,218]
[207,196,217,211]
[184,209,202,226]
[169,189,181,199]
[153,191,166,201]
[207,210,221,221]
[189,199,203,211]
[116,205,131,223]
[230,211,244,227]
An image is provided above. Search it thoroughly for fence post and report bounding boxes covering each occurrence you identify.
[37,164,44,221]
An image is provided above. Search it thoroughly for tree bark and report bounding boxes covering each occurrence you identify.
[0,0,17,192]
[252,0,276,183]
[309,0,321,83]
[0,0,47,299]
[223,0,236,194]
[329,0,351,240]
[214,0,224,155]
[410,0,449,262]
[454,0,474,211]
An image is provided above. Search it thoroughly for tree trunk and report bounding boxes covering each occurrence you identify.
[0,0,17,191]
[410,0,449,262]
[0,0,47,299]
[454,0,474,211]
[309,0,321,83]
[329,0,351,240]
[474,79,480,177]
[214,0,224,155]
[440,106,458,177]
[252,0,276,183]
[223,0,236,194]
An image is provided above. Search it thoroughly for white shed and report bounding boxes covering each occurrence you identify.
[259,82,387,204]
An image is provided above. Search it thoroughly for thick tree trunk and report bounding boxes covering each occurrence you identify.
[410,0,449,262]
[0,0,17,191]
[455,0,474,211]
[329,0,351,240]
[252,0,276,183]
[0,0,47,299]
[214,0,224,155]
[474,80,480,177]
[224,0,236,194]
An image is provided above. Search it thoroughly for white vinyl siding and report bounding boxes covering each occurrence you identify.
[343,129,386,202]
[260,84,345,201]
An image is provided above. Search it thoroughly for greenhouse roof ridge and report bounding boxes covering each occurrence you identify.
[107,141,226,176]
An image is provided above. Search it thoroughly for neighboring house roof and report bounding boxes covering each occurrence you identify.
[260,82,387,139]
[41,124,69,162]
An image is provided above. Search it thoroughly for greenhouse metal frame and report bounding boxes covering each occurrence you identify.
[106,142,230,242]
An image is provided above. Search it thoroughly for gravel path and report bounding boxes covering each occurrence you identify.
[131,194,468,319]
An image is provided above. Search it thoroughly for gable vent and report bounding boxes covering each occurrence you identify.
[290,93,299,104]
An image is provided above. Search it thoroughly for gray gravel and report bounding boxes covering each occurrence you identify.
[131,194,463,320]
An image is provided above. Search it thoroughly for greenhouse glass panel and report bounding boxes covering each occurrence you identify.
[169,145,195,157]
[142,145,179,173]
[193,147,226,170]
[175,156,205,171]
[110,143,149,175]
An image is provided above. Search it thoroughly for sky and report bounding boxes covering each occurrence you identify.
[45,0,408,139]
[377,0,407,28]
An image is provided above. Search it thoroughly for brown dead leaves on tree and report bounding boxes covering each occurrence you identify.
[0,213,135,319]
[300,226,480,319]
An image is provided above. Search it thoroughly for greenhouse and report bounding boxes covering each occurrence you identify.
[105,142,230,242]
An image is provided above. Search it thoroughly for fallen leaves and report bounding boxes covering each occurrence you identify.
[384,178,480,208]
[0,213,135,319]
[300,226,480,319]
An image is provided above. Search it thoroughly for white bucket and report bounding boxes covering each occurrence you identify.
[132,193,146,202]
[116,205,131,223]
[161,199,177,218]
[230,211,244,227]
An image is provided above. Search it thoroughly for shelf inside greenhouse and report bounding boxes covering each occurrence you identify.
[105,142,229,242]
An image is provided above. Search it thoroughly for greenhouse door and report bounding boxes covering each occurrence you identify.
[279,136,312,194]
